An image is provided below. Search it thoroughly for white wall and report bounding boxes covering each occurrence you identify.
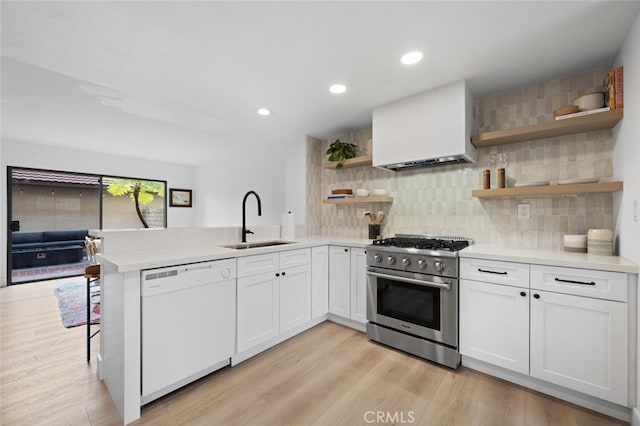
[613,12,640,425]
[193,141,289,228]
[1,139,196,285]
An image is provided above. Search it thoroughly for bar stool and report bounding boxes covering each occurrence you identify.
[85,263,100,362]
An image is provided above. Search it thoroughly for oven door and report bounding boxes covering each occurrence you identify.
[366,266,457,348]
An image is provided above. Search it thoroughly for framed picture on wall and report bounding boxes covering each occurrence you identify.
[169,188,192,207]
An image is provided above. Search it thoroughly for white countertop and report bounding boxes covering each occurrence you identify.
[98,234,638,275]
[460,244,638,274]
[98,236,373,272]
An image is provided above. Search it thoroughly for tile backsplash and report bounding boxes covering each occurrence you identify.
[306,68,615,251]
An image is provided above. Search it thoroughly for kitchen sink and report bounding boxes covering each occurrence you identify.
[223,240,295,250]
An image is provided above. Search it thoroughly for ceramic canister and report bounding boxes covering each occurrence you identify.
[587,229,614,255]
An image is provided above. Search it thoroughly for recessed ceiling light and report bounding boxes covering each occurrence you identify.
[401,51,423,65]
[257,108,271,116]
[329,84,346,94]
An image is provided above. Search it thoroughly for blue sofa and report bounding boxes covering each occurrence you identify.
[12,230,88,269]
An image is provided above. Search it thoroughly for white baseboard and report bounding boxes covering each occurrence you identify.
[327,314,366,332]
[96,353,104,380]
[462,356,631,422]
[632,407,640,426]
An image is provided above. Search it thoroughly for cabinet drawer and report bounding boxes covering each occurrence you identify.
[460,258,530,288]
[530,265,627,302]
[237,253,279,278]
[279,248,311,269]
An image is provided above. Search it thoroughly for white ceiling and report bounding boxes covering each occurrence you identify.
[2,1,640,165]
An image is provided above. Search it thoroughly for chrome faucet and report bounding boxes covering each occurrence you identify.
[241,190,262,243]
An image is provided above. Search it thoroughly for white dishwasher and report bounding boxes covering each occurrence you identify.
[141,258,236,404]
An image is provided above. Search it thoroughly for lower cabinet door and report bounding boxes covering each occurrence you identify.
[530,290,628,405]
[237,272,279,353]
[349,248,367,324]
[460,279,529,375]
[329,246,350,318]
[279,265,311,333]
[311,246,329,319]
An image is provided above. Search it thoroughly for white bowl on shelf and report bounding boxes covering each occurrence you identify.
[355,188,369,197]
[371,189,387,196]
[573,92,604,111]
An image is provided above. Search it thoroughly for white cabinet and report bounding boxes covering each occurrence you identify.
[236,249,311,354]
[461,257,631,406]
[460,258,530,375]
[529,266,628,406]
[279,264,312,333]
[350,248,367,323]
[311,246,329,319]
[460,258,530,288]
[329,245,368,325]
[530,264,627,302]
[237,252,279,277]
[237,272,279,353]
[329,246,351,318]
[459,279,529,375]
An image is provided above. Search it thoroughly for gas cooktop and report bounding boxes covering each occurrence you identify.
[371,236,470,252]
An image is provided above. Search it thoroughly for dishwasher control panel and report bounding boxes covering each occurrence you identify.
[141,258,236,297]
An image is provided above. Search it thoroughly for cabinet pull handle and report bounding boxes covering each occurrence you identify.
[533,294,540,299]
[275,273,280,277]
[554,277,596,286]
[478,268,507,275]
[520,291,526,297]
[281,271,286,276]
[344,248,348,252]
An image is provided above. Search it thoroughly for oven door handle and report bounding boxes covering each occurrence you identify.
[367,271,451,290]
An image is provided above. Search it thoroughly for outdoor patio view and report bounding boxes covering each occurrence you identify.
[9,168,166,284]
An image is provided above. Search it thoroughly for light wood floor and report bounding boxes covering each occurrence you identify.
[1,279,627,426]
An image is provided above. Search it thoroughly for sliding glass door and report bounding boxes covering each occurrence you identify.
[7,167,166,284]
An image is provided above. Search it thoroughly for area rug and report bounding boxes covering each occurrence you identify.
[53,279,100,328]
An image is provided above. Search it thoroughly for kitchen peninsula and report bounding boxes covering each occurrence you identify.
[93,227,370,423]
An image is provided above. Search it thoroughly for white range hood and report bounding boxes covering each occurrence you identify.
[372,80,477,171]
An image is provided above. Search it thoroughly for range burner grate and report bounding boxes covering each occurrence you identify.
[371,237,470,252]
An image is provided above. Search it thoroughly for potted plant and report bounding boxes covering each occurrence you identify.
[325,139,358,169]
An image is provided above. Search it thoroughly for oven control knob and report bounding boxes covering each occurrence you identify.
[387,256,396,265]
[401,258,411,267]
[434,261,445,272]
[417,259,426,269]
[374,254,383,263]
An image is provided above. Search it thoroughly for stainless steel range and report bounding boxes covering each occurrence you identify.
[366,234,472,369]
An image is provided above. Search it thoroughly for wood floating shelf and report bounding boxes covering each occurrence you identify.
[322,155,373,170]
[323,196,393,205]
[472,181,623,199]
[471,109,623,148]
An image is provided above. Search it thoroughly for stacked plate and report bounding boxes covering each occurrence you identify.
[514,181,549,187]
[587,229,614,255]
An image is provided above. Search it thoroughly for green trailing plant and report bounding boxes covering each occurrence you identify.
[325,139,358,169]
